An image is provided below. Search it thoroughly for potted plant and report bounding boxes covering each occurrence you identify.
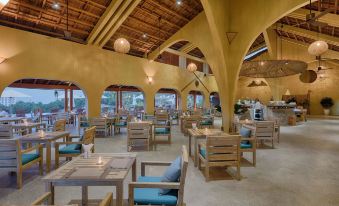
[320,97,334,115]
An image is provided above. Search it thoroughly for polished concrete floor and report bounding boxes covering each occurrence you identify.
[1,118,339,206]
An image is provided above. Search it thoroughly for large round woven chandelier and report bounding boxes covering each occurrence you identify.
[240,60,307,78]
[308,40,328,56]
[114,38,130,54]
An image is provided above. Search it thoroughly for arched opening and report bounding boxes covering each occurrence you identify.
[0,78,88,118]
[154,88,181,111]
[187,90,204,111]
[101,85,145,115]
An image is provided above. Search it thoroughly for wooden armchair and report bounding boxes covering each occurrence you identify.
[154,117,171,144]
[182,116,201,136]
[128,146,188,206]
[90,117,110,137]
[32,192,113,206]
[78,113,90,135]
[127,122,151,151]
[48,119,66,132]
[231,124,257,167]
[199,116,214,129]
[0,125,13,139]
[198,135,241,181]
[254,121,275,148]
[55,126,96,168]
[114,114,131,134]
[0,139,43,188]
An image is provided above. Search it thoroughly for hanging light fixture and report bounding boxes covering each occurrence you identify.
[114,38,130,54]
[187,62,197,72]
[247,80,268,87]
[308,40,328,56]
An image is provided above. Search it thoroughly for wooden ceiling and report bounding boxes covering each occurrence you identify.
[249,0,339,56]
[0,0,203,58]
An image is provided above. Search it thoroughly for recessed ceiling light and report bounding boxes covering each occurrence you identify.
[176,0,182,5]
[52,2,60,10]
[142,33,148,39]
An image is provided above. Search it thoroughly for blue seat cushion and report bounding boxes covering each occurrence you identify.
[160,156,181,195]
[200,147,206,158]
[22,153,40,165]
[241,143,252,149]
[155,128,170,135]
[80,122,89,127]
[240,127,251,138]
[59,144,81,154]
[115,122,127,127]
[201,120,213,125]
[134,176,178,205]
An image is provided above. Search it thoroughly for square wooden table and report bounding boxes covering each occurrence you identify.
[16,131,70,172]
[0,117,25,124]
[43,153,137,206]
[11,122,46,134]
[188,128,224,167]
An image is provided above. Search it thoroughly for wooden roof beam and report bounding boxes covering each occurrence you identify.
[120,24,166,41]
[279,24,339,46]
[87,0,124,44]
[287,8,339,28]
[179,42,196,53]
[148,0,189,22]
[165,48,207,63]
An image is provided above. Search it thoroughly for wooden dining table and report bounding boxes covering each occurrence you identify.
[43,153,137,206]
[16,131,70,172]
[188,128,224,167]
[0,117,25,124]
[11,122,46,134]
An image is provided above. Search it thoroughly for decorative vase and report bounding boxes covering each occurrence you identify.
[324,109,330,116]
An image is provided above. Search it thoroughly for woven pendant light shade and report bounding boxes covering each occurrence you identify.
[114,38,130,54]
[308,40,328,56]
[240,60,307,78]
[299,70,317,83]
[187,62,197,72]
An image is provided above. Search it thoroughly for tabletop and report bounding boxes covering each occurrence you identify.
[17,131,70,142]
[11,122,46,128]
[43,153,136,183]
[188,128,223,137]
[0,117,25,122]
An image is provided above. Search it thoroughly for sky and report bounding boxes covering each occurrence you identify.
[1,88,85,104]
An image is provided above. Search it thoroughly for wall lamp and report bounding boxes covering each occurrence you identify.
[147,76,153,84]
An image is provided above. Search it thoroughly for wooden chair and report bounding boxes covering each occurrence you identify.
[78,113,90,135]
[127,122,151,151]
[182,116,201,136]
[0,125,13,139]
[32,192,113,206]
[90,117,110,137]
[48,119,66,132]
[0,139,43,188]
[154,113,171,144]
[114,114,131,134]
[231,124,257,167]
[254,121,275,148]
[199,116,214,129]
[198,135,241,181]
[55,126,96,168]
[273,119,281,143]
[128,146,188,206]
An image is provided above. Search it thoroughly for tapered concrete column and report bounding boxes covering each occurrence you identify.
[181,92,188,111]
[86,87,104,118]
[145,90,156,114]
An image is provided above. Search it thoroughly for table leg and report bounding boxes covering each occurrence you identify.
[194,137,198,167]
[46,142,51,173]
[116,182,123,206]
[82,186,88,206]
[188,134,192,157]
[45,182,54,205]
[132,159,136,182]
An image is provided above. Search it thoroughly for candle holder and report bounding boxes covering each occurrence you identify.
[97,156,103,165]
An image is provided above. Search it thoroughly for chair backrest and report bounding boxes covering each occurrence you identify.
[82,126,96,144]
[0,139,20,168]
[205,135,241,166]
[177,145,189,206]
[53,119,66,131]
[90,118,107,131]
[56,112,68,120]
[0,125,13,139]
[127,122,150,139]
[255,121,275,139]
[184,116,201,129]
[155,113,169,121]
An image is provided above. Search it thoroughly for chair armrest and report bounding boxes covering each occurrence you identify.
[99,192,113,206]
[31,192,52,205]
[154,125,171,128]
[55,141,83,146]
[141,161,172,176]
[21,144,42,154]
[129,181,180,189]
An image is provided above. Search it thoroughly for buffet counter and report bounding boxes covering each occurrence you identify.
[267,105,295,125]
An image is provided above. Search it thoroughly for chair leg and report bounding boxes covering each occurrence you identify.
[39,158,43,175]
[204,163,209,182]
[253,151,256,167]
[55,153,59,169]
[237,164,241,181]
[17,168,22,189]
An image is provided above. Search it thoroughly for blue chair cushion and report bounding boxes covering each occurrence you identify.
[134,176,178,205]
[115,122,127,127]
[59,144,81,154]
[200,147,207,158]
[200,120,213,125]
[22,153,40,165]
[155,128,170,135]
[241,143,252,149]
[160,156,181,195]
[80,122,89,127]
